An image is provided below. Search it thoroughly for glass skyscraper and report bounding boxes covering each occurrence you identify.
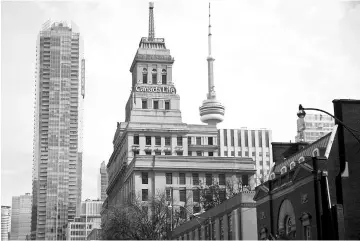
[31,21,85,240]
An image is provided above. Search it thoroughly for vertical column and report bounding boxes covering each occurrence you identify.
[151,136,155,155]
[168,65,173,84]
[183,136,188,156]
[194,227,199,240]
[234,130,239,156]
[201,225,206,240]
[223,213,229,240]
[139,134,145,155]
[157,65,161,84]
[147,64,151,84]
[233,208,241,240]
[171,134,177,155]
[215,218,220,240]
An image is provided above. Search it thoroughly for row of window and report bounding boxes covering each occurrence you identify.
[134,149,213,157]
[224,151,270,157]
[141,172,249,186]
[142,68,167,85]
[223,129,270,148]
[133,135,215,146]
[142,99,170,110]
[177,213,233,240]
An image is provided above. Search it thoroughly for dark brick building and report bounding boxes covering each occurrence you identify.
[254,99,360,240]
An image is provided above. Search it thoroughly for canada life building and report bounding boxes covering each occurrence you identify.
[31,21,85,240]
[104,3,256,215]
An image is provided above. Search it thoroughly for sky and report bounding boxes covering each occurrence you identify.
[1,0,360,206]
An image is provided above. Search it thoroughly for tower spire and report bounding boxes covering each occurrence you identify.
[148,2,155,40]
[207,2,215,99]
[199,2,225,126]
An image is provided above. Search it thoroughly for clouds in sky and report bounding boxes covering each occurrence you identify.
[2,0,360,206]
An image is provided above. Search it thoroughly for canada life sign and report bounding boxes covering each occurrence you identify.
[135,85,176,94]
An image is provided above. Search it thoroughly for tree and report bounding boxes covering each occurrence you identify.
[197,176,251,211]
[101,190,187,240]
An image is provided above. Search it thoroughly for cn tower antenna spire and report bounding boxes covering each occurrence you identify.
[148,2,155,40]
[207,2,215,99]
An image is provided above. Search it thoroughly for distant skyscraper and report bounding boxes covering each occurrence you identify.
[10,194,32,240]
[296,113,334,143]
[1,206,11,241]
[31,21,85,240]
[98,161,108,201]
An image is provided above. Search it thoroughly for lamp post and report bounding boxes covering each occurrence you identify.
[297,104,360,145]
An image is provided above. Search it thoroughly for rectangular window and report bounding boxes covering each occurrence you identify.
[266,152,270,157]
[165,151,171,155]
[142,172,148,184]
[304,225,311,240]
[231,130,234,146]
[188,136,192,145]
[177,151,183,156]
[266,161,270,166]
[145,150,151,155]
[231,151,235,157]
[142,189,148,201]
[245,151,249,156]
[192,173,199,185]
[252,151,255,157]
[242,175,249,186]
[142,100,147,109]
[162,74,166,84]
[224,151,228,156]
[224,129,228,146]
[208,152,213,156]
[166,173,172,184]
[166,188,171,201]
[179,173,186,185]
[134,135,139,145]
[152,73,157,84]
[143,73,147,84]
[237,131,241,146]
[180,208,187,219]
[206,173,212,185]
[258,131,262,147]
[155,150,161,155]
[193,189,200,202]
[251,130,256,147]
[219,174,225,185]
[153,100,159,109]
[245,130,248,147]
[196,137,201,145]
[196,151,202,156]
[260,161,263,165]
[208,136,213,145]
[133,150,139,155]
[155,136,161,146]
[165,100,170,110]
[259,152,262,156]
[193,206,201,213]
[179,188,186,202]
[238,151,241,157]
[146,136,151,145]
[188,151,192,156]
[177,136,183,146]
[265,131,270,147]
[165,137,171,146]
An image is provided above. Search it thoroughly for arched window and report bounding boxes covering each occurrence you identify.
[278,199,296,239]
[270,173,276,180]
[298,156,305,163]
[152,68,157,84]
[162,69,167,84]
[142,68,148,84]
[280,166,287,174]
[290,162,296,170]
[312,148,319,157]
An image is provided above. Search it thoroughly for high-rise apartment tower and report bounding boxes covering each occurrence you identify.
[10,193,32,240]
[31,21,85,240]
[296,113,334,143]
[98,161,108,201]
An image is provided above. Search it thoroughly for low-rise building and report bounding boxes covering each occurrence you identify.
[171,191,257,240]
[1,206,11,241]
[254,99,360,240]
[67,200,102,240]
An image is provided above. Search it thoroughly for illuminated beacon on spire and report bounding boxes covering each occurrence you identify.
[199,3,225,126]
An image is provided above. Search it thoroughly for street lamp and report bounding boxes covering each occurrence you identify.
[297,104,360,145]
